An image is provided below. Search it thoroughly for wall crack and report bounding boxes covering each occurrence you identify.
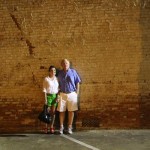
[10,13,35,56]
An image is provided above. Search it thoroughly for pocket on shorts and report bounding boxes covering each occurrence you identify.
[57,99,66,112]
[72,92,78,99]
[61,99,66,107]
[74,92,77,97]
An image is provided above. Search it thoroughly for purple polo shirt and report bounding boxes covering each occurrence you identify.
[58,68,81,93]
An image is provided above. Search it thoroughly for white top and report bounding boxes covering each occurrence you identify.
[43,76,59,94]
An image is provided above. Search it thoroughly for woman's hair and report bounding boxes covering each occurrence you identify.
[48,65,55,72]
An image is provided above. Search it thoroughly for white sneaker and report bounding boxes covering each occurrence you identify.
[60,126,64,134]
[68,127,73,134]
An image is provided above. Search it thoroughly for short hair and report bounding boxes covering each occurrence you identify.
[48,65,55,72]
[61,59,70,65]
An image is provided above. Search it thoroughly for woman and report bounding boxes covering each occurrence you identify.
[43,65,59,134]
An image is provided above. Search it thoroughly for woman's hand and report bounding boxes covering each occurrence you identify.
[55,98,59,103]
[45,100,47,105]
[55,95,60,103]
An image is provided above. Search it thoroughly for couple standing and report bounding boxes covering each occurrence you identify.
[43,59,81,134]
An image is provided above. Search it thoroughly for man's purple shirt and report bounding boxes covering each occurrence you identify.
[58,68,81,93]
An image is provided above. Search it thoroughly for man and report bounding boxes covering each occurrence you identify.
[57,59,81,134]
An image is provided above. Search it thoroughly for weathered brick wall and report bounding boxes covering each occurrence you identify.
[0,0,150,133]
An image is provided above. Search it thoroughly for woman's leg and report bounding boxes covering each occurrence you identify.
[50,105,56,128]
[44,123,48,134]
[50,105,56,133]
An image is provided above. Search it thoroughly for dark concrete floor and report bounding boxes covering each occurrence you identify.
[0,130,150,150]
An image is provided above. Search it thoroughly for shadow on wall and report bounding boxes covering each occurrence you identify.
[139,5,150,128]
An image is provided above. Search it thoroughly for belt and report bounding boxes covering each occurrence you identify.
[61,91,75,94]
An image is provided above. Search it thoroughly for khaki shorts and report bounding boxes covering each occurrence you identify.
[57,92,78,112]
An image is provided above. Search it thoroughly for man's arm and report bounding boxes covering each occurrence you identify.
[76,82,80,95]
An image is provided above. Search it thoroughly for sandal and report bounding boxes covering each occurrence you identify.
[50,128,55,134]
[44,128,48,134]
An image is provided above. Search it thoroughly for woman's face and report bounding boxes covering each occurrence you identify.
[61,60,70,71]
[49,68,56,77]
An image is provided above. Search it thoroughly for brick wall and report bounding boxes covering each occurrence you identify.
[0,0,150,133]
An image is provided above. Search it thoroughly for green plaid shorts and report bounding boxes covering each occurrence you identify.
[47,94,57,107]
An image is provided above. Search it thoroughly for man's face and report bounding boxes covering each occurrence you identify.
[61,60,70,71]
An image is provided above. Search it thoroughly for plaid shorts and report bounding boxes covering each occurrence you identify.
[47,94,57,107]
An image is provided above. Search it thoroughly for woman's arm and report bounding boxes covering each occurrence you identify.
[44,92,47,105]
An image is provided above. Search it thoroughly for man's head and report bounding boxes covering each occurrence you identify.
[61,59,70,71]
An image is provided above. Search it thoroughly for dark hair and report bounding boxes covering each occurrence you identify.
[48,65,55,72]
